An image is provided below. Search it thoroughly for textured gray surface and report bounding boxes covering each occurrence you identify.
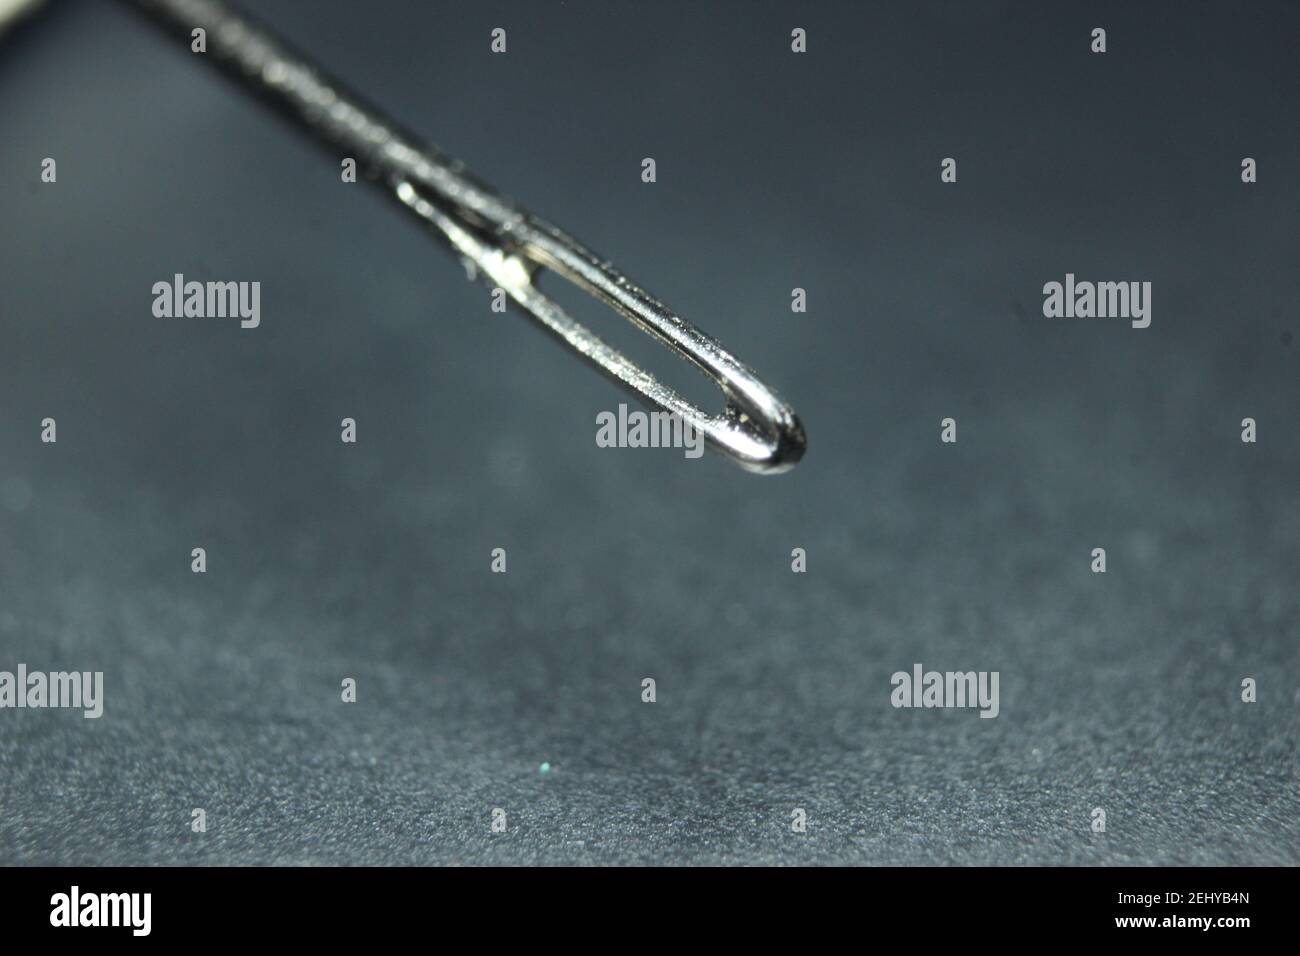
[0,0,1297,865]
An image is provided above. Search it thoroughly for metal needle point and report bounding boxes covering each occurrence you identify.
[122,0,807,473]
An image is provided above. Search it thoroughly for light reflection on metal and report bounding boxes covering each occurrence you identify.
[127,0,807,473]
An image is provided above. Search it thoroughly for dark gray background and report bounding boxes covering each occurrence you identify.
[1,0,1296,865]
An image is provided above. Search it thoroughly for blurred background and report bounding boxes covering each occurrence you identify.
[0,0,1296,864]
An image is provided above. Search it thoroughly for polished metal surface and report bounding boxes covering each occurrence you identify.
[0,0,45,36]
[124,0,807,473]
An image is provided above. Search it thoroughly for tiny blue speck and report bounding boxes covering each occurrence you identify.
[539,762,551,774]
